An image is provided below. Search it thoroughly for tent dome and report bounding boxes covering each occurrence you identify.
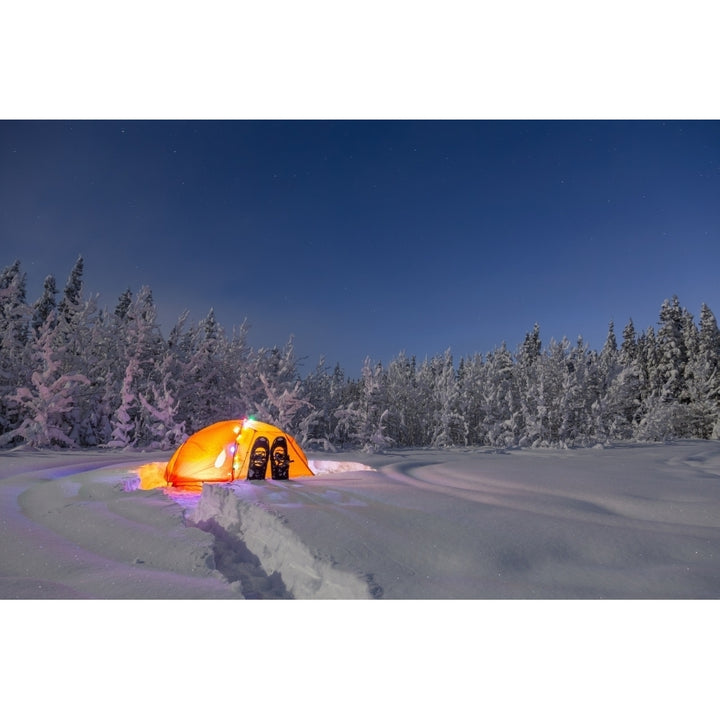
[164,418,313,490]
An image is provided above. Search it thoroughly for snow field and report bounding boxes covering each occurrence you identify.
[3,442,720,599]
[3,442,720,719]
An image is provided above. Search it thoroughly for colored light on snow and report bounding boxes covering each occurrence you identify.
[137,462,169,490]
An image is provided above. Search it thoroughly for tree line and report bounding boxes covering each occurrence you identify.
[2,257,719,451]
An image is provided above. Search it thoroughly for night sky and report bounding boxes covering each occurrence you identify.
[1,119,719,376]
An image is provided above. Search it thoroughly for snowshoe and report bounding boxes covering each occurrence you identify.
[270,436,292,480]
[247,436,270,480]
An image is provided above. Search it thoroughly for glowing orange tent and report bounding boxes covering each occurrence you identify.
[164,418,314,490]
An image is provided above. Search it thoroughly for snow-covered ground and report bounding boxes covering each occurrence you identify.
[3,441,720,599]
[3,441,718,716]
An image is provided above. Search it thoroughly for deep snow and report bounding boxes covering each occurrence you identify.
[3,441,720,599]
[3,441,718,717]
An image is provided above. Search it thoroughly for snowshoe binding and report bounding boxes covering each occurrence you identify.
[247,436,270,480]
[270,435,292,480]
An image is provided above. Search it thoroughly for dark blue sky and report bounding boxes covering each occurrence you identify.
[1,120,719,375]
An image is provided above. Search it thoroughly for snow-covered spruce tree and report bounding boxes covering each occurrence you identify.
[107,286,168,447]
[0,260,31,438]
[614,318,645,431]
[250,337,309,432]
[294,358,331,448]
[601,321,644,440]
[326,362,358,447]
[107,353,139,448]
[335,356,393,452]
[382,351,428,447]
[633,327,658,412]
[620,318,638,365]
[558,338,595,445]
[413,356,440,445]
[115,287,132,321]
[426,349,467,447]
[258,337,312,433]
[656,296,690,403]
[107,292,185,450]
[481,344,520,447]
[677,306,706,437]
[455,353,485,446]
[50,258,104,443]
[165,310,195,426]
[685,303,720,438]
[589,322,626,442]
[31,274,58,335]
[295,358,350,451]
[78,288,138,447]
[2,313,90,448]
[129,287,175,446]
[73,307,115,445]
[138,350,187,450]
[218,319,254,421]
[331,371,363,449]
[638,297,696,440]
[170,311,249,435]
[175,308,228,433]
[514,324,544,446]
[533,338,569,447]
[258,373,311,431]
[57,255,84,325]
[0,260,29,346]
